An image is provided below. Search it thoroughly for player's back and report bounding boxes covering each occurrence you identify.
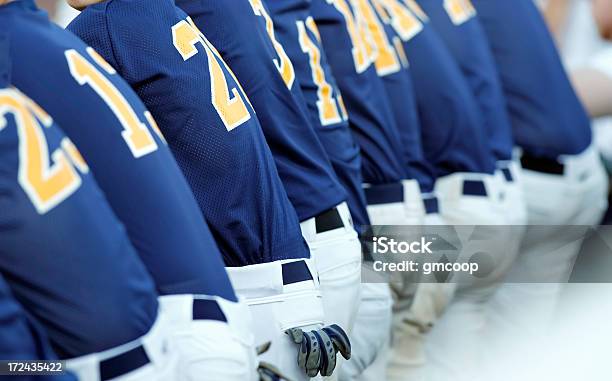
[0,86,158,359]
[66,0,309,266]
[418,0,514,162]
[374,0,496,177]
[5,0,236,300]
[310,0,407,186]
[265,0,370,228]
[357,0,436,193]
[176,0,347,223]
[472,0,591,159]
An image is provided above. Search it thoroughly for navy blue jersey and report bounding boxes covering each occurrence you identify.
[5,0,236,301]
[359,0,436,192]
[0,86,158,358]
[418,0,514,161]
[176,0,347,222]
[472,0,591,159]
[264,0,371,228]
[0,275,76,381]
[67,0,309,266]
[310,0,406,185]
[373,0,495,177]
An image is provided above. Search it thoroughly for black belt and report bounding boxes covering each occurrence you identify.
[281,260,314,285]
[521,153,564,175]
[363,182,404,205]
[100,345,150,381]
[100,298,228,380]
[462,180,488,197]
[315,206,344,234]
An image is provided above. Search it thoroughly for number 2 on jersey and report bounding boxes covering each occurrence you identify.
[0,89,87,214]
[172,18,252,132]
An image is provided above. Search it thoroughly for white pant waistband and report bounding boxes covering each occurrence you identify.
[300,202,356,243]
[66,309,169,381]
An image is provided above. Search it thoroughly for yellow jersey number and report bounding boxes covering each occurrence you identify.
[172,17,253,132]
[0,89,89,215]
[65,48,165,159]
[297,17,349,126]
[374,0,425,43]
[326,0,377,74]
[443,0,476,26]
[352,0,402,76]
[248,0,296,89]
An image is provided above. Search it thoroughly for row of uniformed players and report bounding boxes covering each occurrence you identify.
[0,0,607,380]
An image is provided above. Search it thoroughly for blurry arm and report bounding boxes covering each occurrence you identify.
[35,0,59,17]
[571,67,612,118]
[541,0,571,46]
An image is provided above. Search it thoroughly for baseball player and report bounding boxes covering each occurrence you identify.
[264,0,372,234]
[0,84,168,379]
[418,0,527,227]
[174,2,361,371]
[366,1,519,380]
[5,1,263,379]
[263,1,397,378]
[472,0,608,355]
[408,1,528,378]
[0,274,76,381]
[355,0,440,224]
[67,0,349,378]
[342,2,451,381]
[306,0,428,379]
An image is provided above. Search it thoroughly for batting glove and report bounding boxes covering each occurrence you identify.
[285,324,352,377]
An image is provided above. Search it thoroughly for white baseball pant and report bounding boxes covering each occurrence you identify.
[66,307,179,381]
[301,202,362,380]
[424,171,516,381]
[484,144,608,370]
[341,180,423,381]
[157,294,258,381]
[226,258,325,381]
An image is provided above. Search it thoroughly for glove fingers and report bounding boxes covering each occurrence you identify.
[302,331,322,377]
[314,329,337,377]
[323,324,352,360]
[285,328,304,344]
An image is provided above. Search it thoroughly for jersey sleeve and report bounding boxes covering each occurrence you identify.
[472,0,592,158]
[418,0,514,162]
[11,6,238,300]
[68,0,310,266]
[176,0,347,222]
[0,87,158,358]
[309,0,407,185]
[266,0,372,228]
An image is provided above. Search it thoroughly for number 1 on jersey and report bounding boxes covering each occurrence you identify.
[298,18,348,126]
[65,49,159,158]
